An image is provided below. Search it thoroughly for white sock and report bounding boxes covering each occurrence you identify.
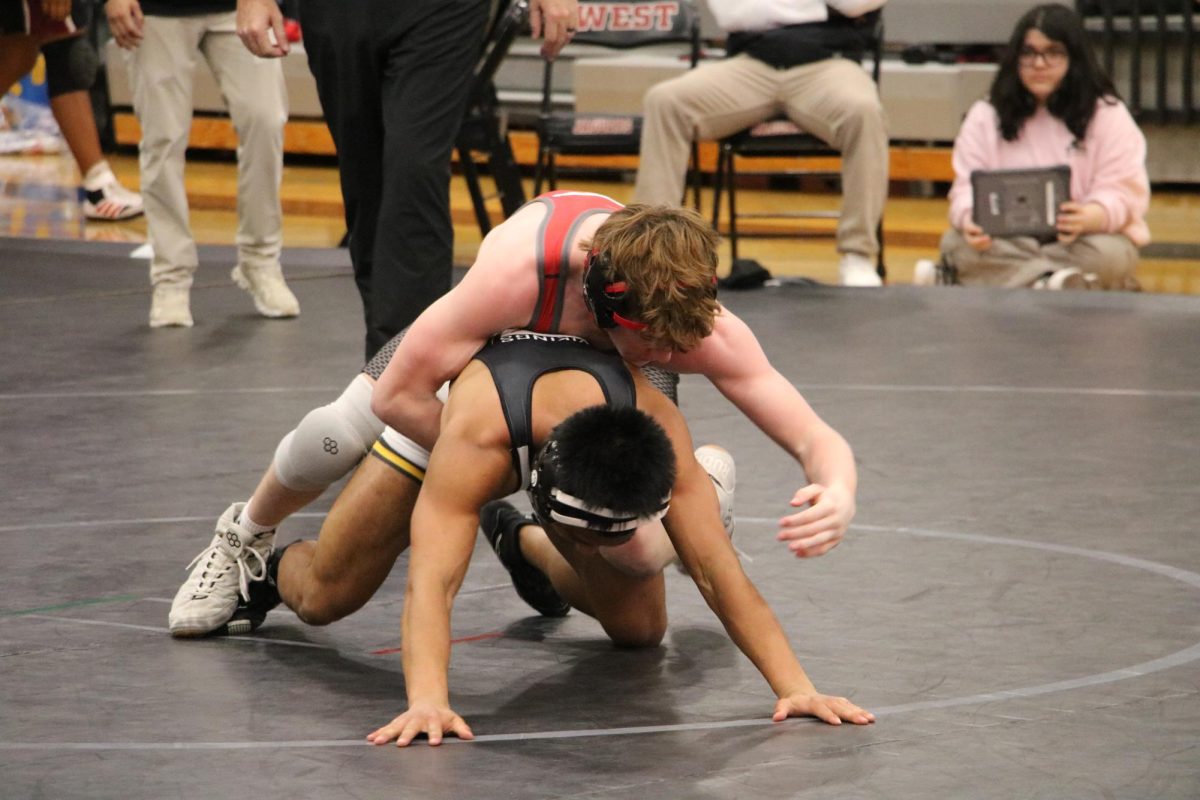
[237,501,276,535]
[82,160,112,188]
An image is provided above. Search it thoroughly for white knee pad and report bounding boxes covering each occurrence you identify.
[273,374,384,491]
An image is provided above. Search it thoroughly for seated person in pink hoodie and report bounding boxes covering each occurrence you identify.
[932,3,1149,290]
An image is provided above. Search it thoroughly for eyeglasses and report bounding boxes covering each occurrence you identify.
[1018,46,1068,66]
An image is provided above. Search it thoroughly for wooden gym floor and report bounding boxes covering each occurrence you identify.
[1,150,1198,293]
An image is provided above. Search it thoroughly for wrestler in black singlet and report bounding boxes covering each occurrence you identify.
[472,331,636,488]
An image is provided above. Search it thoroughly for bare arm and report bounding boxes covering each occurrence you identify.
[653,402,872,725]
[678,309,858,557]
[370,215,543,451]
[367,408,513,746]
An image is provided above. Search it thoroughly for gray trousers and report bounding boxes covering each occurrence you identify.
[940,229,1139,289]
[125,12,287,288]
[633,54,889,259]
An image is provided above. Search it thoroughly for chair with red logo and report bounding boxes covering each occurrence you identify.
[534,0,703,208]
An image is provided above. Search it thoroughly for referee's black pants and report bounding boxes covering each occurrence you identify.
[300,0,490,361]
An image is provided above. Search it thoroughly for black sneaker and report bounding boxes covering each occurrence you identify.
[479,500,570,618]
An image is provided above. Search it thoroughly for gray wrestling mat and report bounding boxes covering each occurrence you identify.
[2,236,1198,799]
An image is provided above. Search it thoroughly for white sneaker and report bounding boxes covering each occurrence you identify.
[82,161,144,221]
[149,284,193,328]
[838,253,883,287]
[694,445,736,539]
[168,503,275,637]
[912,258,938,287]
[1032,267,1095,290]
[231,263,300,318]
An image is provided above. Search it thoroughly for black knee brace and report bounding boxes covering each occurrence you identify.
[42,35,98,97]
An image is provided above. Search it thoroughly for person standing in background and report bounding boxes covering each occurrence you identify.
[106,0,300,327]
[1,0,144,220]
[233,0,579,360]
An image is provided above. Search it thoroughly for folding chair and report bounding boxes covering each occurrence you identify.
[534,0,703,207]
[710,11,887,278]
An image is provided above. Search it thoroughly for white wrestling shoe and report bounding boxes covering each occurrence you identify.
[695,445,736,539]
[677,445,737,575]
[81,160,144,221]
[168,503,274,637]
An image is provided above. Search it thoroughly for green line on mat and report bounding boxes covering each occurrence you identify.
[0,594,142,617]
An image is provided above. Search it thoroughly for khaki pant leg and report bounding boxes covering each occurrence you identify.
[1050,234,1139,289]
[778,58,888,259]
[940,228,1059,288]
[127,15,205,288]
[633,55,780,206]
[200,13,286,270]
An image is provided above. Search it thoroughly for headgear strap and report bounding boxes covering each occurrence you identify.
[582,249,719,333]
[582,250,648,331]
[528,439,670,536]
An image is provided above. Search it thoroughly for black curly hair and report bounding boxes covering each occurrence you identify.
[546,405,676,518]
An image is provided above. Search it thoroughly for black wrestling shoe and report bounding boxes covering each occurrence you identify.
[479,501,570,618]
[220,550,284,636]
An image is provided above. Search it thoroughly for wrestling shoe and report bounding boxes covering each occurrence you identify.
[480,500,570,618]
[168,503,275,637]
[222,562,282,636]
[695,445,736,539]
[231,263,300,319]
[81,160,144,221]
[677,446,737,575]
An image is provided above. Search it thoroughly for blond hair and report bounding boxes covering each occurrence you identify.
[583,204,720,351]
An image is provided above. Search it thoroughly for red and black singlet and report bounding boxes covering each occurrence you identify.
[525,191,623,334]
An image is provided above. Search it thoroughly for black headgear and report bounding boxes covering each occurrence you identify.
[528,438,669,536]
[582,250,648,331]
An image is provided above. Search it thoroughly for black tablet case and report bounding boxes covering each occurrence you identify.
[971,165,1071,238]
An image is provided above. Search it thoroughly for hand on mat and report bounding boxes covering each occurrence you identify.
[777,483,854,558]
[367,702,474,747]
[236,0,289,58]
[962,220,993,252]
[1056,201,1106,245]
[530,0,578,60]
[105,0,144,49]
[773,692,875,726]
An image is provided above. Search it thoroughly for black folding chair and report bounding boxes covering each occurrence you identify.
[456,0,532,235]
[534,0,703,208]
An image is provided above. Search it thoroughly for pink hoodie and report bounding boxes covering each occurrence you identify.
[948,99,1151,246]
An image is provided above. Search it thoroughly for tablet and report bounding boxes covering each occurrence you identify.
[971,166,1071,239]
